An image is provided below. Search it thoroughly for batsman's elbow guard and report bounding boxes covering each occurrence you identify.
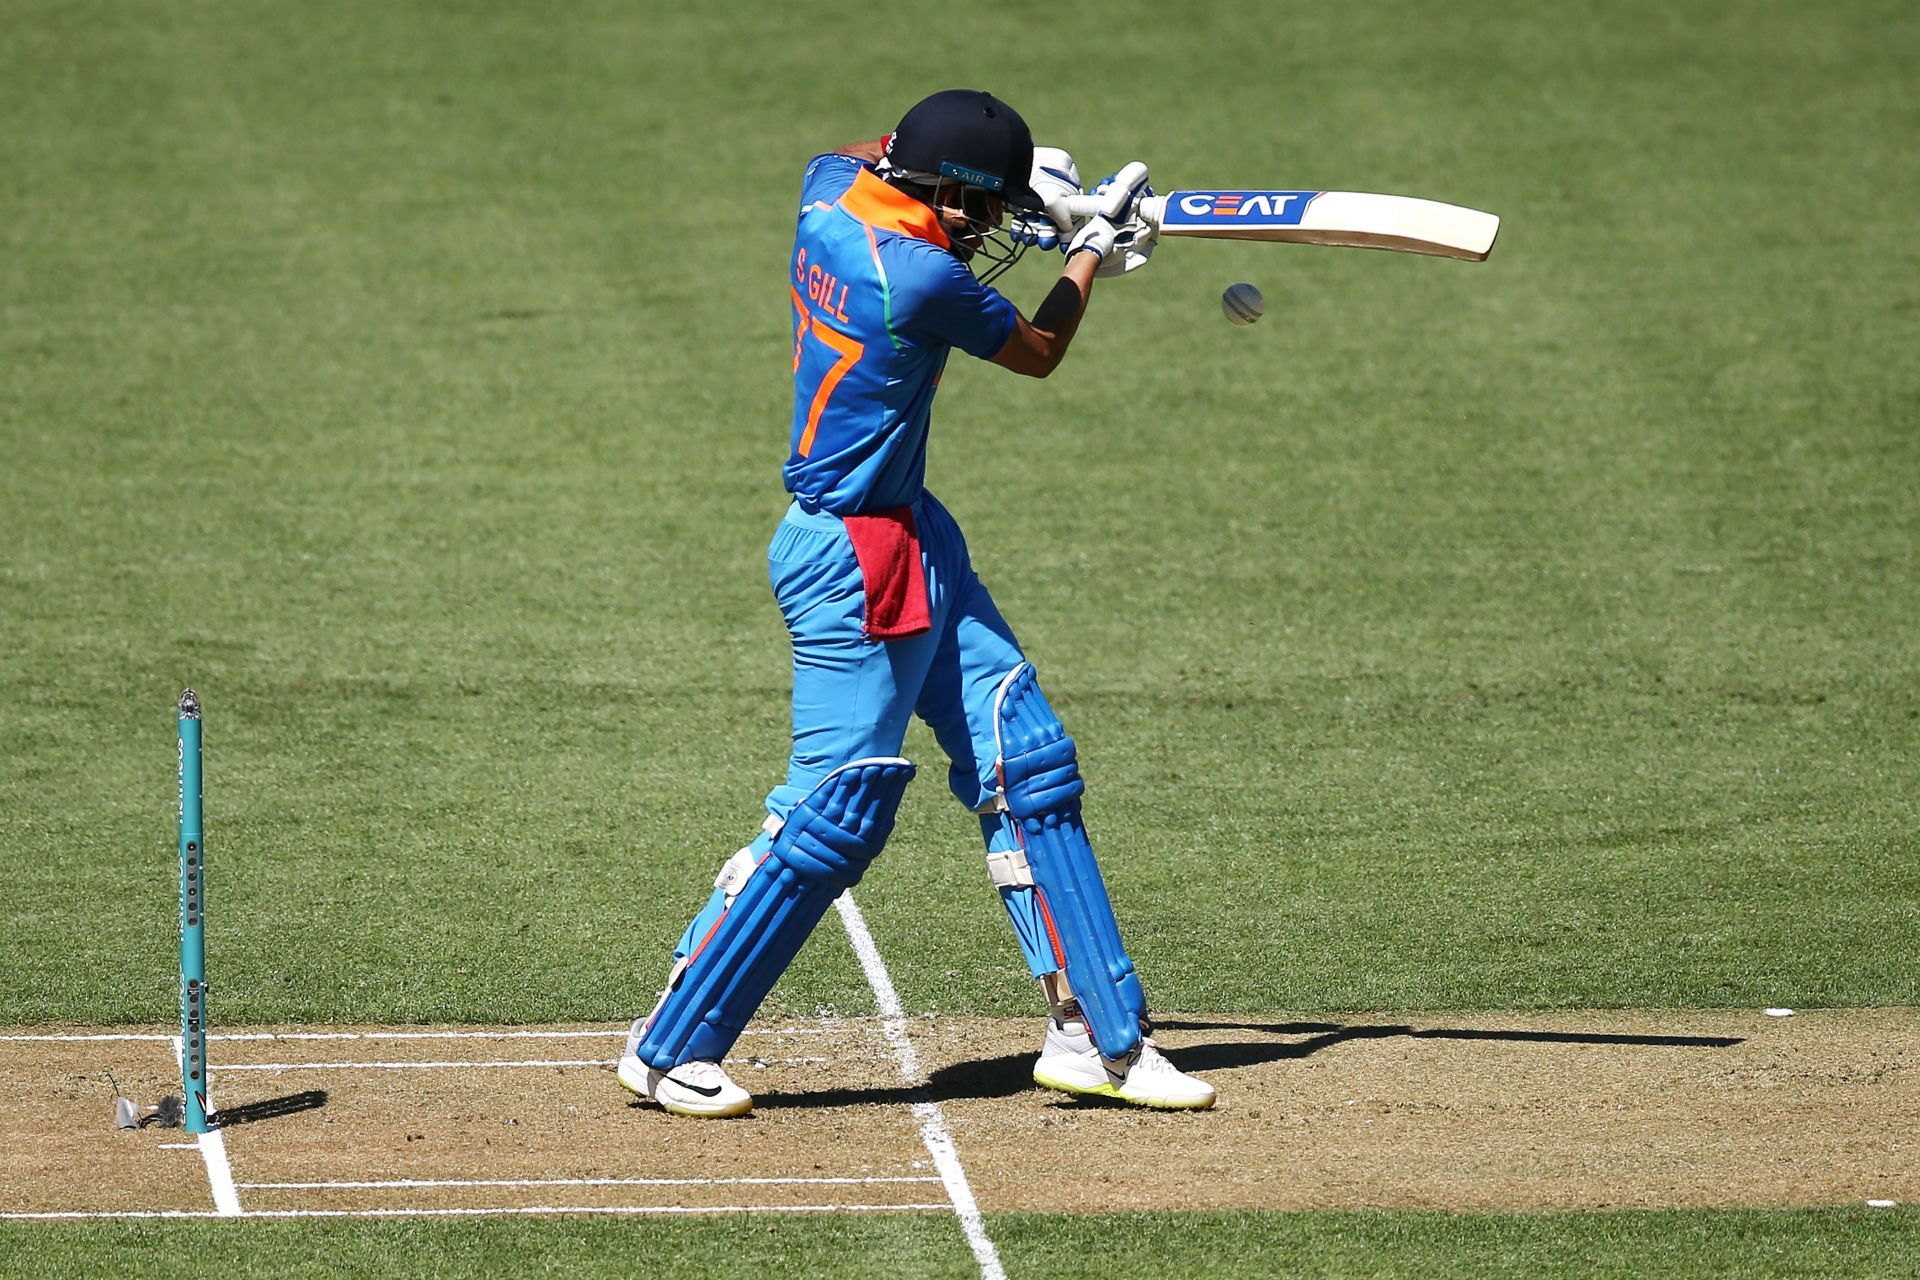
[638,758,915,1068]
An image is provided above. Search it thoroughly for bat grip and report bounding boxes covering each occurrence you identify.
[1060,194,1165,229]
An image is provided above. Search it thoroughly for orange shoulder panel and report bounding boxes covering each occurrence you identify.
[836,168,951,251]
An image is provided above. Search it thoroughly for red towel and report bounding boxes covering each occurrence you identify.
[843,506,931,639]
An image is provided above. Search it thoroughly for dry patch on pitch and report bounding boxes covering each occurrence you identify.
[4,1009,1913,1218]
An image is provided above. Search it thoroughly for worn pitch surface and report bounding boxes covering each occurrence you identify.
[6,1009,1913,1218]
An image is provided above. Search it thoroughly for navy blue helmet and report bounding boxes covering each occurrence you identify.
[885,89,1043,213]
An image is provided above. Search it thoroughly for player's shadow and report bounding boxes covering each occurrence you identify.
[212,1090,329,1129]
[754,1018,1743,1110]
[757,1055,1034,1109]
[1149,1018,1745,1074]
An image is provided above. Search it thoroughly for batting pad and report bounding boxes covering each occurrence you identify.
[985,836,1059,980]
[994,665,1147,1059]
[638,757,916,1068]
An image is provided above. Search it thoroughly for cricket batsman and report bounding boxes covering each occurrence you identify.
[621,89,1215,1117]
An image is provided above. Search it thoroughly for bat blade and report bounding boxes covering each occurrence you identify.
[1152,191,1499,261]
[1065,189,1500,261]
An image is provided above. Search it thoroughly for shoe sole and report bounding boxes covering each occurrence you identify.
[1032,1065,1216,1111]
[617,1062,754,1119]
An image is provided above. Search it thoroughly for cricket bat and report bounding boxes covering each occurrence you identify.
[1062,189,1500,262]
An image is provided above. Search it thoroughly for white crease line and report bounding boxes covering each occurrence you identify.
[0,1204,949,1221]
[215,1030,628,1042]
[835,892,1005,1280]
[243,1203,953,1219]
[199,1130,242,1216]
[172,1035,241,1216]
[0,1033,174,1042]
[213,1059,614,1071]
[0,1211,228,1220]
[0,1027,835,1044]
[211,1028,834,1042]
[216,1057,825,1071]
[237,1176,942,1190]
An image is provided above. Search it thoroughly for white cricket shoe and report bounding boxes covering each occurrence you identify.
[617,1055,754,1119]
[1032,1015,1216,1110]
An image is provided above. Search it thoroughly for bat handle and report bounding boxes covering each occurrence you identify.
[1059,193,1166,230]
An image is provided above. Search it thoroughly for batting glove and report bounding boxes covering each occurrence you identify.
[1067,162,1155,274]
[1095,206,1157,278]
[1011,212,1064,252]
[1065,215,1120,265]
[1090,162,1151,226]
[1011,146,1083,252]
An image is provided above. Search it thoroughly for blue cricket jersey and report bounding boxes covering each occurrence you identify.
[784,154,1018,515]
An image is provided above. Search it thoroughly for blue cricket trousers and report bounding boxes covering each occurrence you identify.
[668,489,1057,979]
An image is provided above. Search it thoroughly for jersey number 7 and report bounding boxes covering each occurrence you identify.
[790,289,864,458]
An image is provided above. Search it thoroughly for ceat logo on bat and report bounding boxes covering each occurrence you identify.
[1168,191,1321,226]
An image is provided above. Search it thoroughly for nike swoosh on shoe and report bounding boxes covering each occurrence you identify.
[666,1072,724,1098]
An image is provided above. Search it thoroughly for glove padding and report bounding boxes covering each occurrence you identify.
[1065,214,1118,263]
[1068,163,1157,277]
[1010,146,1082,252]
[1094,210,1157,278]
[1089,161,1151,225]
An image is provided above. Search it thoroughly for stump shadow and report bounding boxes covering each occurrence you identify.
[212,1089,329,1129]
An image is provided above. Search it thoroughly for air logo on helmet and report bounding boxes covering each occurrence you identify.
[938,161,1005,192]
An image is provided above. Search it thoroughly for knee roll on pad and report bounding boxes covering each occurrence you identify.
[994,664,1147,1058]
[638,757,915,1068]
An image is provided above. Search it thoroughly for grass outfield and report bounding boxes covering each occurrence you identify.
[4,1210,1917,1279]
[2,0,1915,1273]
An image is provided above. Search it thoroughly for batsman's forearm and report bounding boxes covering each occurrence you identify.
[989,253,1097,377]
[1030,254,1098,353]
